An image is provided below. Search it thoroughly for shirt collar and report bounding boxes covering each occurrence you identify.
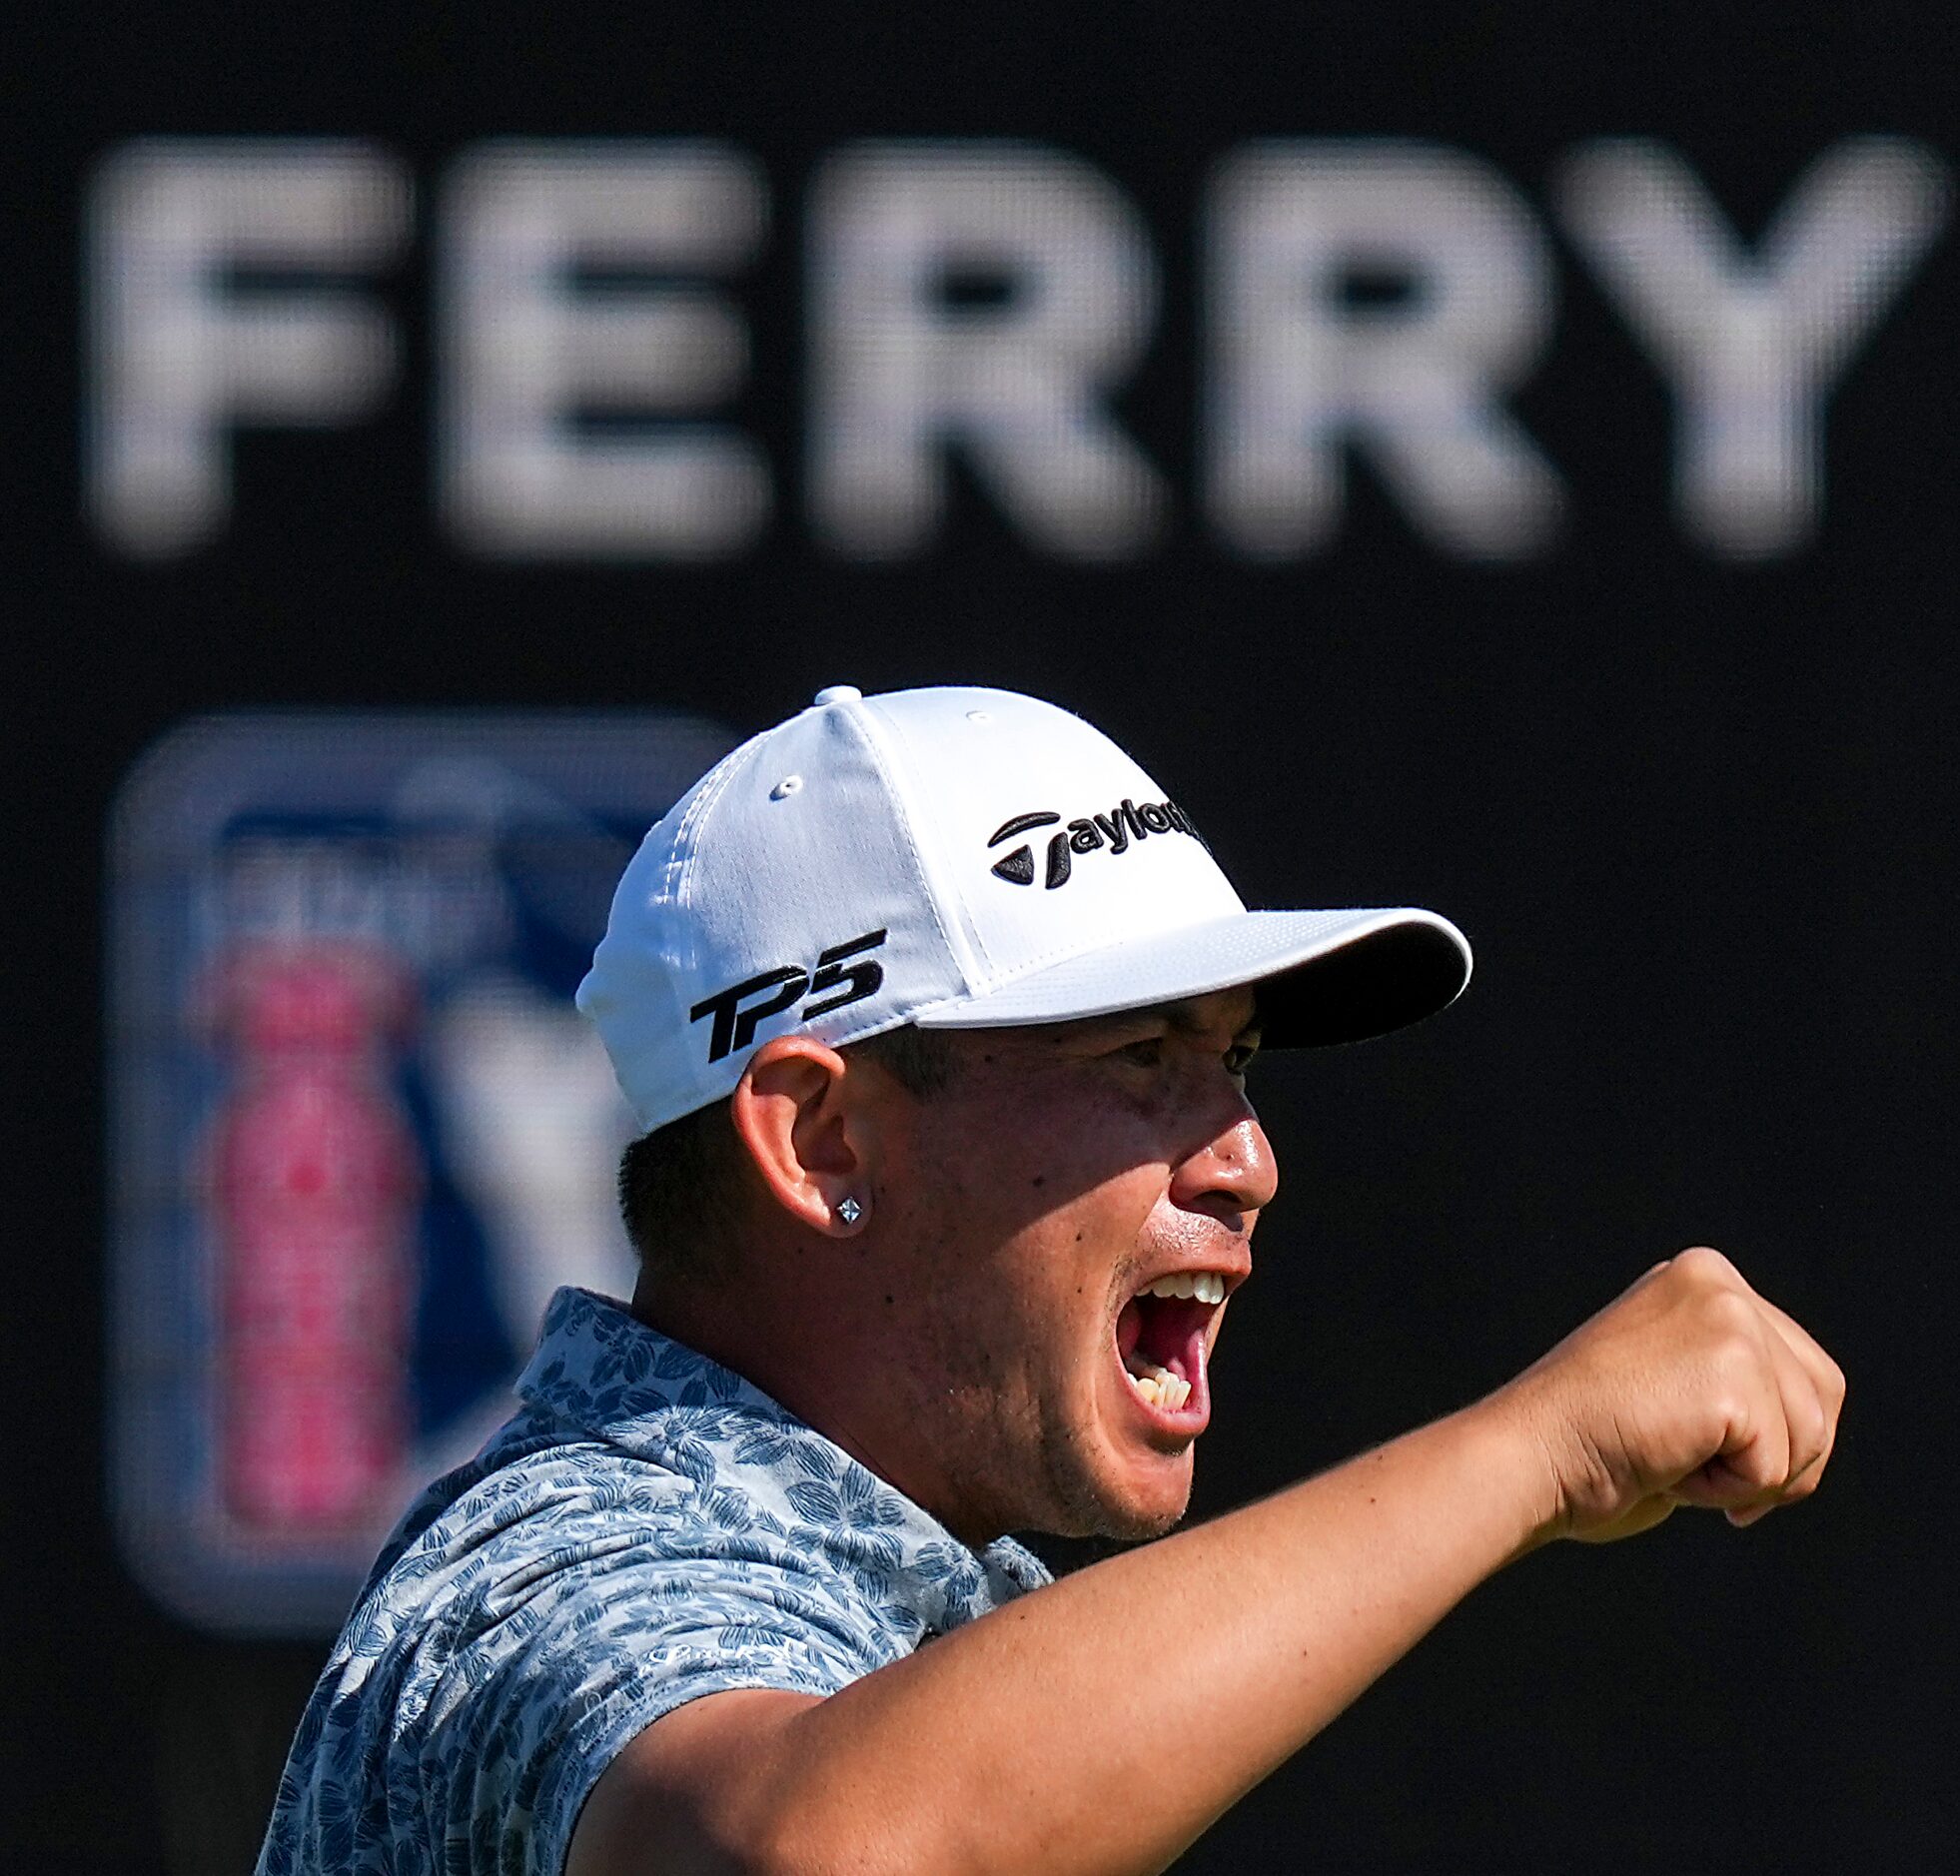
[516,1287,1049,1625]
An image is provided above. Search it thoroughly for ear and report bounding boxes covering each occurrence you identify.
[728,1036,876,1237]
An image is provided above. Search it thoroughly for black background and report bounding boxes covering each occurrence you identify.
[10,4,1958,1869]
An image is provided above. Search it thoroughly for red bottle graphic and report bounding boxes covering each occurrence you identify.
[201,940,422,1537]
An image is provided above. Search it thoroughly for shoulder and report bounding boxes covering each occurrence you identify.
[269,1420,903,1846]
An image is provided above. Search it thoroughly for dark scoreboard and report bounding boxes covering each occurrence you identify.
[11,3,1959,1869]
[81,135,1950,563]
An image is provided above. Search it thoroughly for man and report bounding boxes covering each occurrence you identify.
[260,684,1842,1876]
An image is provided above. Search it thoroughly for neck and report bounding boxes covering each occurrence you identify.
[631,1266,998,1551]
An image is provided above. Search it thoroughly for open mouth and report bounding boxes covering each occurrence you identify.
[1114,1272,1228,1424]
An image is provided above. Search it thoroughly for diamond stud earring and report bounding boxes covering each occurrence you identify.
[836,1196,863,1226]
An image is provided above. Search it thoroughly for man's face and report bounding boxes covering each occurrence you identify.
[866,986,1274,1545]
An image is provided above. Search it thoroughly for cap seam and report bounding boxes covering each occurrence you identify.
[839,699,981,992]
[674,732,768,913]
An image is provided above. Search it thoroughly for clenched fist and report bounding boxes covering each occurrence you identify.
[1493,1248,1845,1543]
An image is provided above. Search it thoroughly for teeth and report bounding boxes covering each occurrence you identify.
[1126,1362,1191,1412]
[1142,1272,1227,1305]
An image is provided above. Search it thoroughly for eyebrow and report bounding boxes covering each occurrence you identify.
[1083,998,1264,1042]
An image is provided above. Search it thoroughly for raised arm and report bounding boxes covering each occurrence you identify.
[566,1248,1842,1876]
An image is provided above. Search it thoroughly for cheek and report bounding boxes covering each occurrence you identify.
[1014,1175,1169,1333]
[887,1076,1170,1336]
[889,1095,1096,1269]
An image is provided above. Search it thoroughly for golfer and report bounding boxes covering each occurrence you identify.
[259,684,1842,1876]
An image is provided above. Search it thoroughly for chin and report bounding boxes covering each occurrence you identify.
[1091,1498,1190,1543]
[1052,1445,1195,1543]
[1108,1464,1195,1539]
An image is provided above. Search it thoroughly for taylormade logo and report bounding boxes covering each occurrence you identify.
[987,799,1199,890]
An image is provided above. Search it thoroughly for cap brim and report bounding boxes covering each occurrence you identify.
[912,907,1470,1047]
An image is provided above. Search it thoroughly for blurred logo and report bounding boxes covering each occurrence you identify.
[108,711,732,1633]
[202,940,421,1537]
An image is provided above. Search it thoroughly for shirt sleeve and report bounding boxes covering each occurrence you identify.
[422,1528,889,1876]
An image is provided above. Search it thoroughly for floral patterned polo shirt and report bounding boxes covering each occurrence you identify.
[257,1286,1051,1876]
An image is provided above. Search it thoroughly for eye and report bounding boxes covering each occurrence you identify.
[1115,1036,1166,1069]
[1225,1041,1260,1077]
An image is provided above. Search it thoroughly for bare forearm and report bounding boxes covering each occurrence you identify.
[744,1400,1549,1876]
[573,1252,1841,1876]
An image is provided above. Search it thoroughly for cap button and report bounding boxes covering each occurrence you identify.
[813,684,862,706]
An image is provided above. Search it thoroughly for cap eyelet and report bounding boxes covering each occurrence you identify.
[769,775,803,801]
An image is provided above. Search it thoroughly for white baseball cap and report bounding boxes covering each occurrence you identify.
[578,684,1470,1132]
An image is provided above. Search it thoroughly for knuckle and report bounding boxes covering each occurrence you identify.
[1705,1288,1759,1335]
[1739,1444,1783,1488]
[1699,1309,1765,1377]
[1796,1414,1828,1472]
[1706,1323,1764,1387]
[1675,1245,1736,1284]
[1704,1382,1750,1429]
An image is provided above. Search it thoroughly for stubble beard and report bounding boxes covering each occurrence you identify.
[928,1367,1191,1546]
[885,1158,1187,1543]
[1029,1405,1192,1543]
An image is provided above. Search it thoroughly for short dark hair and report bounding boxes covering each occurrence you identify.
[617,1024,960,1282]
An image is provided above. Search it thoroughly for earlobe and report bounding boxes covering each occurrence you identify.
[729,1037,875,1237]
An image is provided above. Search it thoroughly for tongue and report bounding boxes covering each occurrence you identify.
[1130,1295,1213,1387]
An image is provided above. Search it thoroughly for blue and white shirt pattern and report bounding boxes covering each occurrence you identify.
[258,1287,1051,1876]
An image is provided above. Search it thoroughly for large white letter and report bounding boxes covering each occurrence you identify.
[442,143,767,558]
[89,141,408,556]
[1206,141,1561,559]
[809,143,1163,560]
[1557,138,1950,557]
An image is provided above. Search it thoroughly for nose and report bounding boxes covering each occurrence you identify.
[1169,1107,1279,1221]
